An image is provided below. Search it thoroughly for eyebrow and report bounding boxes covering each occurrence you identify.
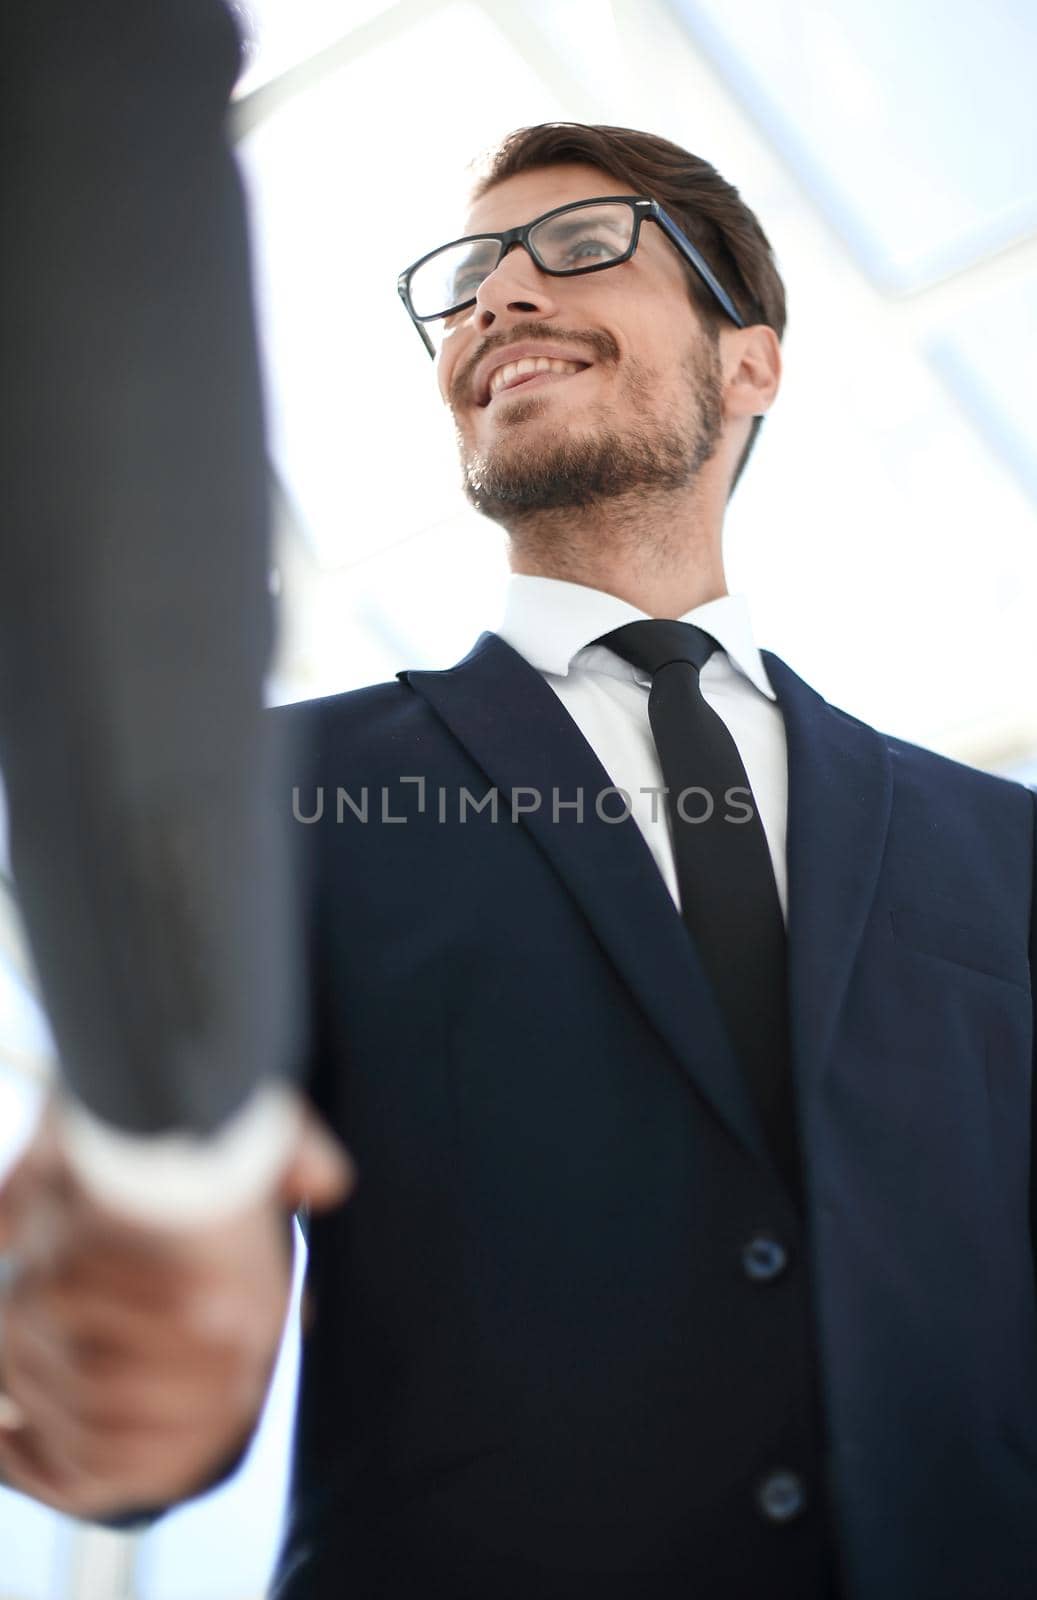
[455,238,500,260]
[455,208,632,246]
[538,215,629,240]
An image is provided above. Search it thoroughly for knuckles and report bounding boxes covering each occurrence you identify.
[0,1161,295,1517]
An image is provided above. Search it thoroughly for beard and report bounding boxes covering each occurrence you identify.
[458,337,725,527]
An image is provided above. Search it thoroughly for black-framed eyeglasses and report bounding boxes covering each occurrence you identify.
[398,195,747,358]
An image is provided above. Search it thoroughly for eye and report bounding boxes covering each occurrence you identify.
[451,274,482,300]
[561,237,616,267]
[566,236,614,262]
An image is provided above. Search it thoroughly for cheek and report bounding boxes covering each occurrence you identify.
[449,405,476,451]
[618,351,667,410]
[437,320,475,397]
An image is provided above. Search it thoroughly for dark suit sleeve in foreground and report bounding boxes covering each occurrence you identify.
[0,0,305,1136]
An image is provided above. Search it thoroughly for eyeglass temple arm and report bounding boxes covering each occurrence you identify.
[650,204,746,329]
[397,278,437,358]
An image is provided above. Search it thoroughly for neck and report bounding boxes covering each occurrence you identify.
[505,479,729,619]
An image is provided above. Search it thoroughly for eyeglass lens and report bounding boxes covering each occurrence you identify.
[409,202,637,325]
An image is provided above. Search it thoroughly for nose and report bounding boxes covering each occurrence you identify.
[473,241,559,335]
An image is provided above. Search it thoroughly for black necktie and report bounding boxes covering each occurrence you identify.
[594,619,802,1204]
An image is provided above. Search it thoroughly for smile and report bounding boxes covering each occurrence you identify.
[488,367,590,404]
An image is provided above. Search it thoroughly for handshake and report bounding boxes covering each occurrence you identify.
[0,1097,354,1520]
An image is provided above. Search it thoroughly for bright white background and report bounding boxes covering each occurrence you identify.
[2,1,1035,1594]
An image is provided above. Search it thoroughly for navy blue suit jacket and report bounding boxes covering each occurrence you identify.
[273,631,1037,1600]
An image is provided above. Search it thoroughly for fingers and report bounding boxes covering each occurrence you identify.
[0,1417,81,1513]
[0,1097,70,1249]
[0,1141,43,1251]
[0,1400,237,1519]
[0,1245,273,1518]
[0,1392,26,1430]
[1,1307,261,1477]
[278,1104,357,1213]
[0,1095,355,1518]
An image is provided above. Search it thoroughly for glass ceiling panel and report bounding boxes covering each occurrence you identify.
[927,275,1037,507]
[232,0,397,96]
[667,0,1037,292]
[238,0,564,574]
[712,200,1037,757]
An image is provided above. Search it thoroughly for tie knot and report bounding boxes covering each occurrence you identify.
[593,619,719,677]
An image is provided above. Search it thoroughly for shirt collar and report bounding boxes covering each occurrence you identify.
[496,574,776,701]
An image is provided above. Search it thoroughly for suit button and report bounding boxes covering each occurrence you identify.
[742,1236,788,1282]
[757,1470,807,1523]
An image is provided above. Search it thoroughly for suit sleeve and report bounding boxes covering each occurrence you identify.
[0,0,307,1147]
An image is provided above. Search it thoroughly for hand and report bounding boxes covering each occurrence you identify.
[0,1098,353,1519]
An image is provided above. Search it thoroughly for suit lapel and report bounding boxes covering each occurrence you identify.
[400,634,893,1178]
[400,631,770,1170]
[762,651,892,1112]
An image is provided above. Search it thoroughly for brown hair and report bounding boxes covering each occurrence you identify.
[468,123,786,494]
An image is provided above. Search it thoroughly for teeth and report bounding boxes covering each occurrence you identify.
[489,356,584,398]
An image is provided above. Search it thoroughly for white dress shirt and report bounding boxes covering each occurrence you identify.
[496,574,789,923]
[58,1080,303,1226]
[59,574,789,1222]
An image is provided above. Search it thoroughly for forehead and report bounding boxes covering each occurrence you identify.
[462,162,639,236]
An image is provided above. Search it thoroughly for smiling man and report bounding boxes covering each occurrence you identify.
[265,123,1036,1600]
[22,121,1036,1600]
[429,155,774,612]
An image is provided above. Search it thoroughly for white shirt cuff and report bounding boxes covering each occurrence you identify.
[56,1083,303,1227]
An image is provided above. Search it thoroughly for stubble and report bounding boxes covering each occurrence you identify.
[458,335,725,540]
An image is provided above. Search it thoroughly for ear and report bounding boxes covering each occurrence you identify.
[721,324,781,420]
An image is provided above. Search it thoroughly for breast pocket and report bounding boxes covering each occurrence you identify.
[889,905,1029,990]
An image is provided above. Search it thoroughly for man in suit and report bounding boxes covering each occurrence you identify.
[0,0,350,1516]
[10,119,1037,1599]
[265,124,1036,1599]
